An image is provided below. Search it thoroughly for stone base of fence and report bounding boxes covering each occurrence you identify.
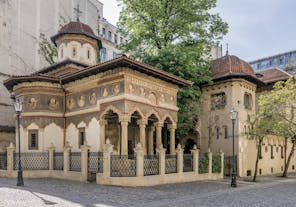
[96,171,223,187]
[0,170,82,182]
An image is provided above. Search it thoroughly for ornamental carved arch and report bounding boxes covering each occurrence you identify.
[127,107,145,120]
[146,109,161,122]
[99,105,122,120]
[161,114,176,125]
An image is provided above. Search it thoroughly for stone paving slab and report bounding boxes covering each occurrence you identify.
[0,177,295,207]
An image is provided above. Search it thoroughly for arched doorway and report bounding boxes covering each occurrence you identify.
[184,138,197,154]
[103,110,120,154]
[128,111,142,155]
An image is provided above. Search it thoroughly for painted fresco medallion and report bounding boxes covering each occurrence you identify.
[140,87,146,97]
[113,84,120,95]
[67,98,75,110]
[48,98,59,110]
[89,92,96,105]
[78,95,85,107]
[28,97,37,110]
[102,87,108,97]
[128,84,135,93]
[148,92,157,105]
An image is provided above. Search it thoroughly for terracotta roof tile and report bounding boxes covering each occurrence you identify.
[211,55,255,79]
[256,68,292,84]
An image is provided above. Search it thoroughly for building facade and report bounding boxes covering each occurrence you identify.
[4,21,191,155]
[198,55,296,177]
[249,50,296,72]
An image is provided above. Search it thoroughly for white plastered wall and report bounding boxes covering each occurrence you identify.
[43,123,63,152]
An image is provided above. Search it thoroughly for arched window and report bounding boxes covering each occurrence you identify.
[244,93,252,109]
[216,127,220,139]
[223,126,228,139]
[72,47,77,57]
[87,49,90,59]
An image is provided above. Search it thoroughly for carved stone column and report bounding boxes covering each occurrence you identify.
[191,145,199,174]
[156,144,166,175]
[120,116,130,155]
[103,138,113,179]
[156,122,163,149]
[99,119,108,152]
[80,143,90,182]
[134,143,144,177]
[176,144,184,174]
[63,142,72,174]
[48,144,56,171]
[137,119,147,154]
[148,126,154,155]
[7,143,15,171]
[168,124,176,155]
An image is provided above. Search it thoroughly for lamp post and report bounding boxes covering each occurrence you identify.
[230,108,238,187]
[14,98,24,186]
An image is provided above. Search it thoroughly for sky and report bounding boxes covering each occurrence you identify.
[99,0,296,61]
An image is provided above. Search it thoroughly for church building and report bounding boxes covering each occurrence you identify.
[4,21,191,155]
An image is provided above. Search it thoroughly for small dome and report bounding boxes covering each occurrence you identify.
[211,55,255,79]
[51,21,101,48]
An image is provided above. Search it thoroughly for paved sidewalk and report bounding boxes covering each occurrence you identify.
[0,176,295,207]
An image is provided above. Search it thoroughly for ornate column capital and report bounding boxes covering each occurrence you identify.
[119,115,131,123]
[137,119,147,126]
[154,122,164,128]
[167,123,177,130]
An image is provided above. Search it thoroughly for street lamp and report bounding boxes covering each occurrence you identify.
[230,108,238,187]
[14,98,24,186]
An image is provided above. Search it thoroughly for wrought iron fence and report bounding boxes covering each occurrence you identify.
[0,152,7,170]
[88,152,103,173]
[212,153,222,173]
[13,152,49,170]
[165,154,177,174]
[198,154,209,174]
[54,152,64,170]
[144,155,159,176]
[70,152,81,172]
[183,154,193,172]
[224,156,237,176]
[111,155,136,177]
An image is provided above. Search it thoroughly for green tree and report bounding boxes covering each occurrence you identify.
[258,77,296,177]
[38,33,57,65]
[247,113,272,182]
[118,0,228,135]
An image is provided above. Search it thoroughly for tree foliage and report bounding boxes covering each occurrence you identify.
[247,113,273,182]
[38,33,57,65]
[118,0,228,135]
[258,77,296,177]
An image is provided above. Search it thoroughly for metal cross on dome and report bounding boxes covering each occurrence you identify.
[74,4,82,22]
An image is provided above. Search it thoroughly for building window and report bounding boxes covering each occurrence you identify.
[72,47,77,57]
[61,48,64,59]
[87,49,91,59]
[259,144,262,159]
[78,128,85,147]
[216,127,220,139]
[211,92,226,110]
[259,169,262,175]
[102,28,106,36]
[271,167,273,173]
[112,52,118,59]
[120,37,123,44]
[223,126,228,139]
[114,34,118,44]
[281,146,284,159]
[244,93,252,109]
[28,130,38,150]
[100,47,106,61]
[271,145,274,159]
[108,31,112,40]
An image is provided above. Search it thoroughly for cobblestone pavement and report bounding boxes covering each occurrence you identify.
[0,176,296,207]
